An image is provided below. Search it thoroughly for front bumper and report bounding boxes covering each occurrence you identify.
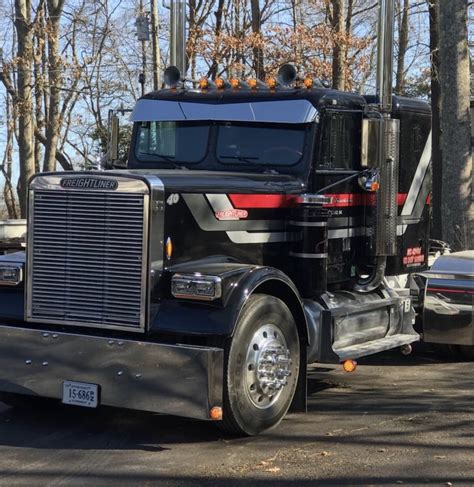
[0,325,223,421]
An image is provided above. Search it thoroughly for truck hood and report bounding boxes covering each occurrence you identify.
[113,169,306,195]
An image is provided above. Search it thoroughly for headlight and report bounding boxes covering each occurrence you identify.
[0,264,23,286]
[171,274,222,301]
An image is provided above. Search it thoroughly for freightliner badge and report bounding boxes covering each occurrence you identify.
[60,177,119,190]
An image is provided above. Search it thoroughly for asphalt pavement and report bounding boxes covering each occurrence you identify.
[0,345,472,486]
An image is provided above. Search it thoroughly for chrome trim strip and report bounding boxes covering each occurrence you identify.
[226,231,295,244]
[146,175,165,328]
[420,271,474,281]
[289,221,327,227]
[289,251,328,259]
[328,227,366,239]
[401,131,431,217]
[297,194,332,205]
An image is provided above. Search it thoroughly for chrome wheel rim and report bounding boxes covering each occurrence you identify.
[244,323,292,409]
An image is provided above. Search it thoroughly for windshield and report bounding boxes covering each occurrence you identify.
[134,121,307,168]
[216,122,305,166]
[136,121,209,163]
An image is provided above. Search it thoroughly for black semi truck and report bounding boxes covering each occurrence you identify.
[0,64,432,434]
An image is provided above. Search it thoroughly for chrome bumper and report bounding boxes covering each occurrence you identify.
[0,325,223,421]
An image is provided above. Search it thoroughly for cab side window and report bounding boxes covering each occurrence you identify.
[318,110,362,170]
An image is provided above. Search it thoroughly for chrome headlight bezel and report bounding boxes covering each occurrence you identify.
[0,263,23,287]
[171,274,222,301]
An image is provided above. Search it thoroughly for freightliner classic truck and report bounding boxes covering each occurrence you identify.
[0,60,432,434]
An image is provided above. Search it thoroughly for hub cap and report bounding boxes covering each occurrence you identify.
[245,324,292,409]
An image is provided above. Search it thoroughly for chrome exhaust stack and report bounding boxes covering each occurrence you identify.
[356,0,399,293]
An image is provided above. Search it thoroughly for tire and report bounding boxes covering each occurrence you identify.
[219,294,300,436]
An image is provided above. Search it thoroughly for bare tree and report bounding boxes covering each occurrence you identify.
[428,0,442,240]
[395,0,409,93]
[438,0,472,249]
[250,0,265,80]
[43,0,66,172]
[330,0,346,90]
[12,0,36,216]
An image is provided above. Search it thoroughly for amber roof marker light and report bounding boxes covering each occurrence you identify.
[215,78,230,90]
[230,78,241,89]
[303,77,314,89]
[198,78,216,90]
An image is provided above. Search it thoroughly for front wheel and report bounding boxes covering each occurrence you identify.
[220,294,300,436]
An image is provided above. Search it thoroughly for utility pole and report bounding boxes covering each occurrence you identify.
[170,0,187,76]
[151,0,161,89]
[137,0,149,95]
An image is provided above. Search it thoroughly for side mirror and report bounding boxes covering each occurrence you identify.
[110,114,119,161]
[105,112,127,169]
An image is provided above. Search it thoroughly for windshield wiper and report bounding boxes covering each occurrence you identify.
[138,152,177,162]
[219,155,260,165]
[137,152,189,169]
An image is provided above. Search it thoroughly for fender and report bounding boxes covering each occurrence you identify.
[0,251,25,322]
[152,256,309,345]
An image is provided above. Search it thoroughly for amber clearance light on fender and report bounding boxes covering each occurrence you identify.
[343,360,357,372]
[0,264,23,286]
[210,406,223,421]
[171,274,222,301]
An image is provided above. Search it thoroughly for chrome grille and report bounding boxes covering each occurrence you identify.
[28,184,149,331]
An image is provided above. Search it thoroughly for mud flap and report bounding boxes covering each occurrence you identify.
[289,343,307,413]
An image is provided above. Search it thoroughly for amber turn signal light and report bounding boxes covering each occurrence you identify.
[343,359,357,372]
[165,237,173,260]
[210,406,223,420]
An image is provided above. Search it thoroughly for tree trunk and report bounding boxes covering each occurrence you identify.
[438,0,472,250]
[34,1,46,174]
[250,0,264,80]
[331,0,345,90]
[43,0,65,173]
[208,0,225,79]
[14,0,36,217]
[395,0,409,94]
[428,0,442,241]
[2,100,19,219]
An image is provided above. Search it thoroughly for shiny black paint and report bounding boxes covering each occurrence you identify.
[152,262,309,343]
[0,90,432,347]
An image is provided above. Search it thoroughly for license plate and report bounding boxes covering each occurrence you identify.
[62,381,99,408]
